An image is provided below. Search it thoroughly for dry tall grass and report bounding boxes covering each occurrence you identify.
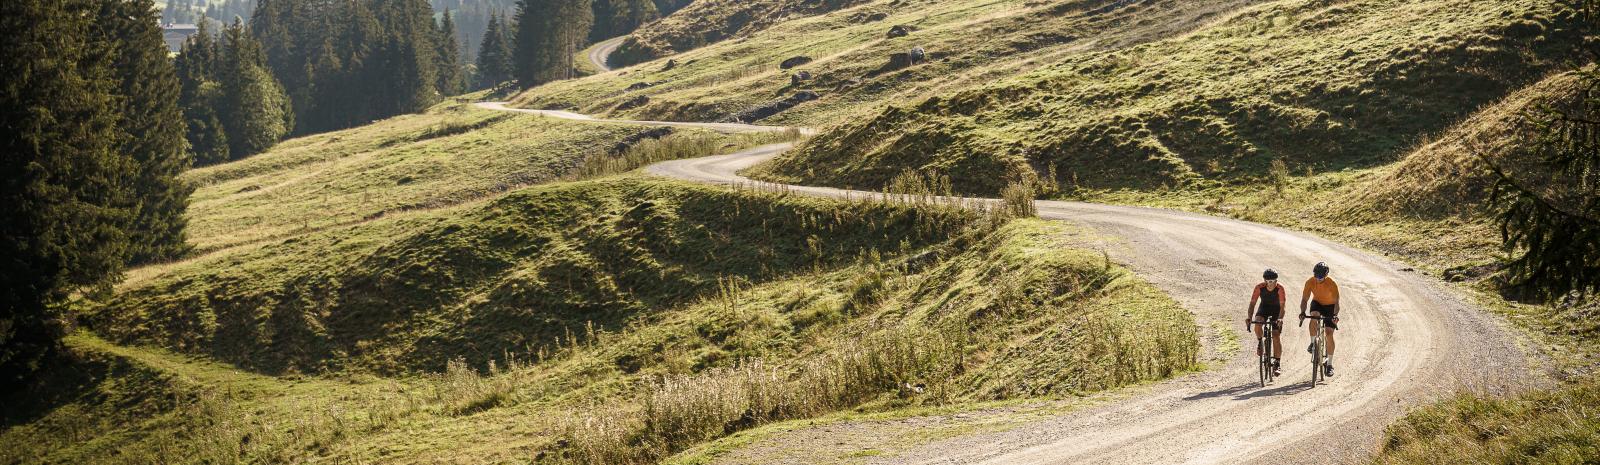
[556,324,966,464]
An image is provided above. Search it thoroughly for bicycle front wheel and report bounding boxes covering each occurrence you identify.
[1310,337,1322,386]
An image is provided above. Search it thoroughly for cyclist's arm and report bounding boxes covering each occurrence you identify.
[1299,281,1312,315]
[1247,285,1261,325]
[1276,286,1287,319]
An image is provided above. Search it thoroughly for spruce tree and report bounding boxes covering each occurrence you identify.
[220,19,291,158]
[379,0,442,114]
[436,11,466,96]
[513,0,591,87]
[1,0,134,379]
[477,11,514,88]
[94,0,194,264]
[176,21,232,165]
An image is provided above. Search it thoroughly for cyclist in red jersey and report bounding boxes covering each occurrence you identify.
[1246,268,1286,376]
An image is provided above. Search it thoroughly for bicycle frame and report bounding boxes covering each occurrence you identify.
[1300,314,1334,386]
[1249,319,1279,387]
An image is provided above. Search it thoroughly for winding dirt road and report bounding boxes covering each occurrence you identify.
[476,101,1543,464]
[586,37,627,72]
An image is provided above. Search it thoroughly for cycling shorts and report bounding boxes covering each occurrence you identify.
[1309,301,1338,329]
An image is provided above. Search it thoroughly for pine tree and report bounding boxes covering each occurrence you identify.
[2,0,135,379]
[476,11,514,88]
[220,18,291,158]
[176,21,232,165]
[513,0,591,87]
[92,0,194,264]
[377,0,442,114]
[436,11,466,96]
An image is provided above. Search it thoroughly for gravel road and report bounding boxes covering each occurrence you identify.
[479,102,1546,464]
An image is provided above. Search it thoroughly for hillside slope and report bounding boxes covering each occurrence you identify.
[173,100,747,256]
[610,0,872,67]
[88,177,974,375]
[13,211,1195,464]
[516,0,1260,127]
[758,0,1585,193]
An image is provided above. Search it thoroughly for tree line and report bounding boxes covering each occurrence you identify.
[3,0,190,379]
[162,0,258,26]
[242,0,464,136]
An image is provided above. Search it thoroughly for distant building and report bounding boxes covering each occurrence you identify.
[162,23,198,53]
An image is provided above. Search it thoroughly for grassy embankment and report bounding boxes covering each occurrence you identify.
[4,183,1197,463]
[3,95,1197,463]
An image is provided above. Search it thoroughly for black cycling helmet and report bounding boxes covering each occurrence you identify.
[1313,262,1330,279]
[1263,268,1278,280]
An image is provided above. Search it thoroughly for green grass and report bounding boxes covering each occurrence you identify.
[88,176,975,375]
[174,98,759,257]
[1047,67,1600,465]
[608,0,871,67]
[513,0,1247,128]
[10,211,1197,465]
[530,218,1197,463]
[1376,375,1600,464]
[758,0,1585,194]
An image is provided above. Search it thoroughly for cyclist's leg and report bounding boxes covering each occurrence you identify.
[1252,316,1265,355]
[1325,324,1336,358]
[1270,320,1283,358]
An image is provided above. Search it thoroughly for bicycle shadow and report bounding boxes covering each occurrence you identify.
[1183,379,1314,401]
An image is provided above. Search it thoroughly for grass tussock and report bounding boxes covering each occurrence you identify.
[540,219,1197,463]
[559,325,966,464]
[1375,377,1600,464]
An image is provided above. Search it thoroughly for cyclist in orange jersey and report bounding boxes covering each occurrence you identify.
[1299,262,1339,377]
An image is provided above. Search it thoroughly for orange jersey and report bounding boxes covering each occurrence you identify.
[1303,277,1339,305]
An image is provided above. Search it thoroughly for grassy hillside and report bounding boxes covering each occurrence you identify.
[10,209,1195,465]
[1361,70,1600,464]
[514,0,1256,127]
[1046,65,1600,465]
[758,0,1585,193]
[174,99,767,256]
[610,0,872,67]
[88,177,975,375]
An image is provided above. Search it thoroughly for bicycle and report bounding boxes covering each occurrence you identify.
[1299,314,1334,386]
[1248,319,1280,387]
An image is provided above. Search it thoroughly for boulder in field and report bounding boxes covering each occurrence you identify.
[887,25,912,38]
